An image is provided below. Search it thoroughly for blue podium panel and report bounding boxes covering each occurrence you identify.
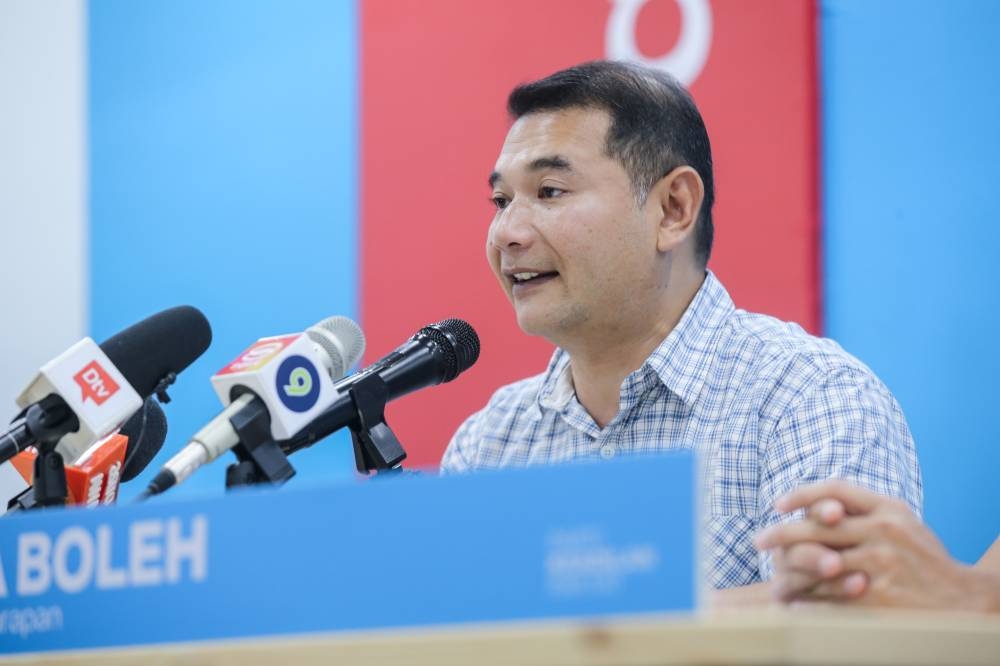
[0,454,695,654]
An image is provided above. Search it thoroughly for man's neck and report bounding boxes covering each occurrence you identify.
[565,270,706,428]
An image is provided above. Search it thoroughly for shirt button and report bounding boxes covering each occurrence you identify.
[599,444,616,459]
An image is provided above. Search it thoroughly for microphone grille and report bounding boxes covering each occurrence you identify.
[422,318,481,382]
[306,316,366,379]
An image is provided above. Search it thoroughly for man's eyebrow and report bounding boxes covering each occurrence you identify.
[488,155,573,189]
[529,155,572,173]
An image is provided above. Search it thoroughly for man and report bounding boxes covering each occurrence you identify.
[756,481,1000,611]
[441,60,921,600]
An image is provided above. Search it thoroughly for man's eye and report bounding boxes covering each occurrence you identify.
[491,195,510,210]
[539,186,565,199]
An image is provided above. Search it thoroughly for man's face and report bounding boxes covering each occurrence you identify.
[487,107,662,343]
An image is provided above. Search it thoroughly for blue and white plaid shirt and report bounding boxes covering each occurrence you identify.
[441,271,922,589]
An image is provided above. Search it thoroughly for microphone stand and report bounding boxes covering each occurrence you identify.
[223,374,410,489]
[346,373,408,474]
[30,444,67,506]
[224,398,297,489]
[0,396,77,511]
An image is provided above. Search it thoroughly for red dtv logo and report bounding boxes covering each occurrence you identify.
[74,361,120,405]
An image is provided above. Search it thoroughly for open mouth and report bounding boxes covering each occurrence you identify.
[509,271,559,288]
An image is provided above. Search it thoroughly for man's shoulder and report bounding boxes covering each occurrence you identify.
[704,307,900,422]
[448,368,551,439]
[721,308,873,380]
[692,273,873,383]
[441,370,550,472]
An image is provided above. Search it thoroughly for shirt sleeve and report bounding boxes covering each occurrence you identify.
[755,365,923,579]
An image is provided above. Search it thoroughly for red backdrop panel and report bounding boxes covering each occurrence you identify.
[360,0,819,468]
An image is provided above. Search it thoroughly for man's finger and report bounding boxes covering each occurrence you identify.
[807,498,846,526]
[775,480,883,515]
[835,542,904,578]
[770,543,844,603]
[773,569,825,602]
[800,571,870,601]
[754,515,867,550]
[781,542,844,578]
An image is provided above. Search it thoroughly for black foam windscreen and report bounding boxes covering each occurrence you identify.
[119,398,168,482]
[99,305,212,397]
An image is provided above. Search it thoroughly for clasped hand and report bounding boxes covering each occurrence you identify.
[754,481,978,609]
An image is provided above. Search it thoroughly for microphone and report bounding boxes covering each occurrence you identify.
[141,316,365,497]
[282,318,480,457]
[0,306,211,465]
[120,398,169,482]
[3,399,169,513]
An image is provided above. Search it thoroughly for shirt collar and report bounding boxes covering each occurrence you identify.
[643,270,734,405]
[536,271,734,410]
[538,347,574,411]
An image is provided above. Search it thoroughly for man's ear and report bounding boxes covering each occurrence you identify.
[649,165,704,253]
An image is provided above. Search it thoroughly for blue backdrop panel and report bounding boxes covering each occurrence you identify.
[88,0,360,498]
[822,0,1000,561]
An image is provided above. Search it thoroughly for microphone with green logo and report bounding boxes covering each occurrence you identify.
[141,316,365,497]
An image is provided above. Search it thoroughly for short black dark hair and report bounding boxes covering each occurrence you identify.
[507,60,715,265]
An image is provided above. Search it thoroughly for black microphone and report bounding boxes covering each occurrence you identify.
[282,318,480,456]
[0,306,211,465]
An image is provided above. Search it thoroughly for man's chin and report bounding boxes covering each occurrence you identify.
[513,310,554,339]
[514,304,588,342]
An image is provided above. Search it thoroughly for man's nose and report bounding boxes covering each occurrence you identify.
[489,200,535,250]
